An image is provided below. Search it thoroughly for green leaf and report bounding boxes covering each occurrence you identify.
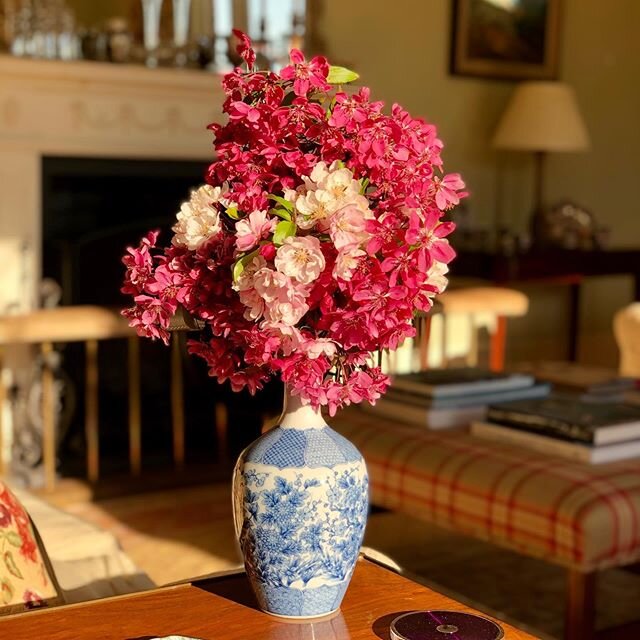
[1,578,13,605]
[269,207,292,222]
[273,221,297,246]
[5,532,22,548]
[327,65,359,84]
[267,195,294,213]
[4,552,22,580]
[360,177,370,195]
[226,206,240,220]
[232,249,260,284]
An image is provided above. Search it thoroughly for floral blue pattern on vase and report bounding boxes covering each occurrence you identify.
[232,390,368,619]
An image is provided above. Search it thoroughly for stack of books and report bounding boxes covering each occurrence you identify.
[364,368,551,429]
[472,396,640,464]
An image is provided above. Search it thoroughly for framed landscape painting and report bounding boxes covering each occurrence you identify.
[451,0,561,80]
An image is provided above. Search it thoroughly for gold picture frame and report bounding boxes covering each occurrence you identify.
[451,0,561,80]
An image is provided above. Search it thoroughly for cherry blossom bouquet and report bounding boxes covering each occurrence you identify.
[122,31,466,415]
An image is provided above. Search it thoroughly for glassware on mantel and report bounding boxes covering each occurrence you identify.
[171,0,190,67]
[140,0,163,68]
[9,0,32,57]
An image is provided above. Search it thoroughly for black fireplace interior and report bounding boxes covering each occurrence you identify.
[41,156,280,480]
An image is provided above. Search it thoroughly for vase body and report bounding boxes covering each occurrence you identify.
[232,390,368,619]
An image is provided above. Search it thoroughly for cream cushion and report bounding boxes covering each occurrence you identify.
[12,488,154,603]
[0,306,134,345]
[614,303,640,378]
[438,287,529,317]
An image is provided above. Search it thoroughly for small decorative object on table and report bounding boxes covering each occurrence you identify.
[532,200,609,250]
[122,30,466,618]
[390,611,504,640]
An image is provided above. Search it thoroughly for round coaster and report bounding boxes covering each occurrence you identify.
[390,610,504,640]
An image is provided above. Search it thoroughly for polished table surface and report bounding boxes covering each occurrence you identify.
[0,558,539,639]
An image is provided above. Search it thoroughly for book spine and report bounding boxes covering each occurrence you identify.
[486,408,594,444]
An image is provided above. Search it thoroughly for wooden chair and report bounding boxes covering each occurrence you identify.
[411,286,529,374]
[0,306,188,491]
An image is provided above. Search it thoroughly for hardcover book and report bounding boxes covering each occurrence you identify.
[391,368,535,398]
[487,396,640,445]
[472,421,640,464]
[384,382,550,410]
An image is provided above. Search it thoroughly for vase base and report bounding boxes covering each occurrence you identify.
[261,607,340,621]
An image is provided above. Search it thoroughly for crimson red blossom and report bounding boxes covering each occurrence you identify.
[122,32,467,415]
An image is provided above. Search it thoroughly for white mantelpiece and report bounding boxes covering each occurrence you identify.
[0,55,224,309]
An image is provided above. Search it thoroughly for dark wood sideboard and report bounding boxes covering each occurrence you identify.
[451,248,640,360]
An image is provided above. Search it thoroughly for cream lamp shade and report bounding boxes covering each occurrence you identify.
[493,81,590,152]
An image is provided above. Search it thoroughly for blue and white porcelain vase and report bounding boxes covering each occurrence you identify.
[232,386,368,619]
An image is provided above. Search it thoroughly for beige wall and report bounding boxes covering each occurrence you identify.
[315,0,640,366]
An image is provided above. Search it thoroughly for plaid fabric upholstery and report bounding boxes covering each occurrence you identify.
[333,410,640,572]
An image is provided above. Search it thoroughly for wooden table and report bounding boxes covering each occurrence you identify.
[451,248,640,360]
[0,558,538,639]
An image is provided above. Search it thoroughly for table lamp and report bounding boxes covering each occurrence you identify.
[492,81,590,215]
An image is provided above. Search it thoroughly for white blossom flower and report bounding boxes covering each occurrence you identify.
[172,184,227,250]
[274,236,326,285]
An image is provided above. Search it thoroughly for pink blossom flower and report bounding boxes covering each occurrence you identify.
[235,210,276,252]
[253,267,289,303]
[274,236,325,285]
[121,230,158,295]
[232,29,255,70]
[238,287,265,321]
[263,293,309,327]
[302,338,337,360]
[329,204,370,250]
[280,49,330,96]
[333,248,365,281]
[433,173,468,210]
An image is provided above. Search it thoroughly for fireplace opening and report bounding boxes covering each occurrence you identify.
[40,156,279,482]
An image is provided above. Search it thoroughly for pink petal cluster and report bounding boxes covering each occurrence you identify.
[122,33,467,414]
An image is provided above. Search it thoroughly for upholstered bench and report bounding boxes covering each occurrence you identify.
[333,410,640,640]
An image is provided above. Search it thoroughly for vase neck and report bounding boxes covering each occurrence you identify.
[279,385,327,430]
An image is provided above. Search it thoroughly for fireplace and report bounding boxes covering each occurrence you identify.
[38,156,281,480]
[42,156,206,307]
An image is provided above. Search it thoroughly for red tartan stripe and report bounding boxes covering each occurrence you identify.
[444,447,494,525]
[574,482,640,558]
[501,458,585,560]
[362,452,576,525]
[488,454,560,540]
[545,472,638,563]
[591,541,640,564]
[368,479,581,560]
[378,435,435,506]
